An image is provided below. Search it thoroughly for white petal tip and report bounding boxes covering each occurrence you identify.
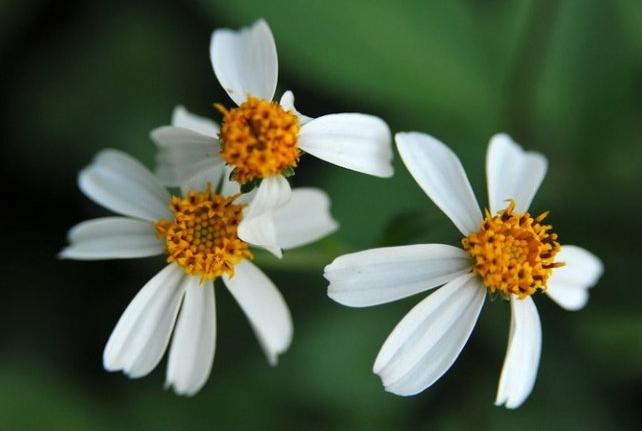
[267,355,278,367]
[271,248,284,259]
[123,368,149,379]
[149,127,170,146]
[166,382,201,397]
[378,371,422,396]
[383,385,419,397]
[57,248,101,261]
[372,165,395,178]
[553,292,589,311]
[495,398,525,409]
[494,394,506,407]
[102,355,120,373]
[171,104,187,118]
[102,364,118,373]
[394,131,414,142]
[489,132,513,144]
[266,342,291,366]
[325,289,349,307]
[238,227,282,258]
[253,18,270,31]
[372,356,385,375]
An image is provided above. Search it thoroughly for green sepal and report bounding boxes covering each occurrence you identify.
[489,291,503,302]
[240,178,262,193]
[282,166,296,178]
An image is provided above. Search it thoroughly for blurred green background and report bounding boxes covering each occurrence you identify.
[2,0,641,429]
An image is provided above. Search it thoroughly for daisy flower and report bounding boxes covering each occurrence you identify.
[60,149,337,395]
[151,19,392,255]
[324,132,603,408]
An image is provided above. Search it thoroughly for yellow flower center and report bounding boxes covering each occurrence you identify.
[461,200,563,299]
[155,186,253,282]
[216,96,300,185]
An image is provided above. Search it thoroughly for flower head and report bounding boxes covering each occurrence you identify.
[208,19,393,181]
[150,19,393,254]
[61,149,338,395]
[463,200,563,299]
[324,132,603,408]
[155,186,252,281]
[216,97,300,185]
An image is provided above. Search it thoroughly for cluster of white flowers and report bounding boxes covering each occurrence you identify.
[61,19,602,408]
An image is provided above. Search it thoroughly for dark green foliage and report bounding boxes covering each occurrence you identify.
[1,0,640,429]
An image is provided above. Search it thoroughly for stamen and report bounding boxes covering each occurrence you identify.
[217,96,300,184]
[462,200,563,299]
[155,185,252,282]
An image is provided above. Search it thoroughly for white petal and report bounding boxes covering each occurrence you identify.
[546,245,603,311]
[180,165,226,196]
[220,166,240,196]
[166,279,216,396]
[79,149,171,222]
[210,19,278,105]
[486,134,548,213]
[103,264,186,378]
[152,126,218,149]
[59,217,163,260]
[151,126,223,188]
[298,113,393,177]
[395,132,482,235]
[171,105,220,137]
[219,167,258,207]
[273,188,338,249]
[237,175,291,257]
[279,90,313,125]
[223,260,292,365]
[495,296,542,409]
[373,273,486,396]
[326,244,472,307]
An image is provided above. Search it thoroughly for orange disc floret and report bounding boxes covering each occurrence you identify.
[155,186,253,282]
[216,96,300,184]
[462,200,564,299]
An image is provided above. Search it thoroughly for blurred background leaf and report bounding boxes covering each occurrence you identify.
[1,0,640,429]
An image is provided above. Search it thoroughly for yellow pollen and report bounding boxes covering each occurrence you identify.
[155,186,253,282]
[461,200,564,299]
[216,96,300,185]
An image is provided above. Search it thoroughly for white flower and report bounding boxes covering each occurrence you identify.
[324,132,603,409]
[150,19,393,255]
[60,149,338,396]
